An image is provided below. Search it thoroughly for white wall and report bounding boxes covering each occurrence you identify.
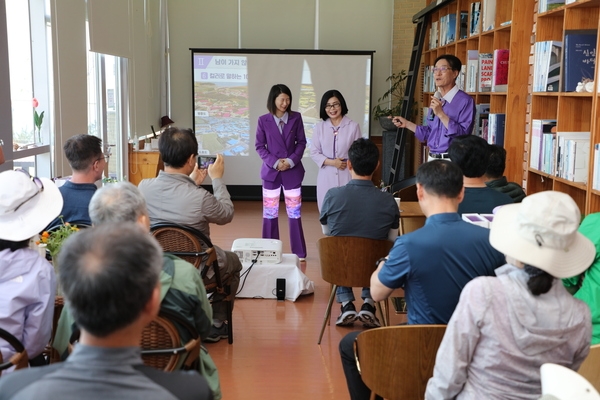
[167,0,394,137]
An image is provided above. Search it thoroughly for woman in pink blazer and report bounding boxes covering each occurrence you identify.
[255,84,307,259]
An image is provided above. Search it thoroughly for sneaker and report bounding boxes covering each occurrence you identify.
[335,302,358,326]
[203,324,228,343]
[358,303,381,328]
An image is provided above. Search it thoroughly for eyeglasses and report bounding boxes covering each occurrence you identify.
[14,169,44,212]
[433,66,452,73]
[96,147,112,163]
[325,102,341,110]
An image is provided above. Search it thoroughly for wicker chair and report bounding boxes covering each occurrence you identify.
[0,328,29,375]
[140,310,201,372]
[68,310,201,372]
[42,296,65,364]
[150,223,234,344]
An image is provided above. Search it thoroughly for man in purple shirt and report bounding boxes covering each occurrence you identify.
[392,54,475,161]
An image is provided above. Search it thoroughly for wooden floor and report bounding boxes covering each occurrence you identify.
[208,201,406,400]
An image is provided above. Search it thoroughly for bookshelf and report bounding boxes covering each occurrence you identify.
[527,0,599,214]
[421,0,534,185]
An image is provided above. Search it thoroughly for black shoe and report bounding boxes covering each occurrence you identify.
[358,303,381,328]
[203,324,228,343]
[336,302,358,326]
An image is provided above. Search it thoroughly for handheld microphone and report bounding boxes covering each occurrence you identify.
[428,91,443,121]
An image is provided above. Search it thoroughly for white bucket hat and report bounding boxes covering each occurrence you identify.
[0,170,63,241]
[489,191,595,279]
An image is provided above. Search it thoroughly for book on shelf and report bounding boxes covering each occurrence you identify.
[542,130,557,175]
[530,119,557,171]
[539,0,565,13]
[445,13,457,45]
[478,53,493,92]
[563,30,597,92]
[555,131,590,183]
[470,2,481,37]
[474,103,490,137]
[491,49,509,92]
[430,20,439,49]
[457,65,467,91]
[482,0,496,32]
[488,113,506,147]
[459,11,469,40]
[533,41,562,92]
[466,50,479,92]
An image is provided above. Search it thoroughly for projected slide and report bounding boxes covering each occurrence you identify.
[191,49,373,185]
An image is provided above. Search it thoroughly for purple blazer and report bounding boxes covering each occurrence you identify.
[255,111,306,187]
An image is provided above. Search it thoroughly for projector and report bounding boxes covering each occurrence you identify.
[231,238,283,264]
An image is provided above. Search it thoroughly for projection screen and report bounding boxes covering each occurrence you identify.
[191,49,374,187]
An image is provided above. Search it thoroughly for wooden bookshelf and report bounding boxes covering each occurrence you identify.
[528,0,600,214]
[421,0,534,185]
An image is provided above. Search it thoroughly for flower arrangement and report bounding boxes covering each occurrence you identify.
[37,219,80,261]
[33,97,45,143]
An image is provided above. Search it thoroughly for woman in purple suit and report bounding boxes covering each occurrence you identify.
[310,90,362,211]
[255,84,307,260]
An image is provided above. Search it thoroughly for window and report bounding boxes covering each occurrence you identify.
[2,0,52,176]
[86,32,129,181]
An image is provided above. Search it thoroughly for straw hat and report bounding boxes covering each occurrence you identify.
[489,191,595,278]
[0,170,63,241]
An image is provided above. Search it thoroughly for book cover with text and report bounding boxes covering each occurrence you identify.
[492,49,509,92]
[563,30,597,92]
[478,53,493,92]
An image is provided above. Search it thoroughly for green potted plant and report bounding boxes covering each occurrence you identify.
[372,70,408,131]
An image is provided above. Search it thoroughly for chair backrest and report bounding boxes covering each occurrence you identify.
[390,175,418,202]
[67,309,200,372]
[317,236,393,288]
[354,325,447,400]
[140,310,201,372]
[150,223,223,291]
[578,344,600,392]
[0,328,29,375]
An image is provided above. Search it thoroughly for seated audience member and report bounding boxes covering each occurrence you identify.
[138,127,241,343]
[564,212,600,345]
[448,134,513,214]
[0,224,212,400]
[47,134,106,228]
[53,182,222,399]
[0,170,61,367]
[426,191,594,400]
[339,160,505,400]
[485,144,526,202]
[320,138,399,327]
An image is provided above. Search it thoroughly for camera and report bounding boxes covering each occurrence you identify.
[197,155,216,169]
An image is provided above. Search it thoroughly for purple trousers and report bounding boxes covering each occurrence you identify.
[262,177,307,258]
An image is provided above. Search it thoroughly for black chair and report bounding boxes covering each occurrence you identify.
[150,223,234,344]
[389,175,417,202]
[0,328,29,375]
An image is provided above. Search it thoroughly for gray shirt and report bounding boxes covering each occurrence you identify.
[138,170,234,237]
[0,345,211,400]
[320,179,399,239]
[139,171,234,264]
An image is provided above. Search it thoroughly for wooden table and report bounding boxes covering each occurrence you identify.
[398,201,426,235]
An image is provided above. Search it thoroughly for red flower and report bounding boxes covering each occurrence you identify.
[32,98,39,108]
